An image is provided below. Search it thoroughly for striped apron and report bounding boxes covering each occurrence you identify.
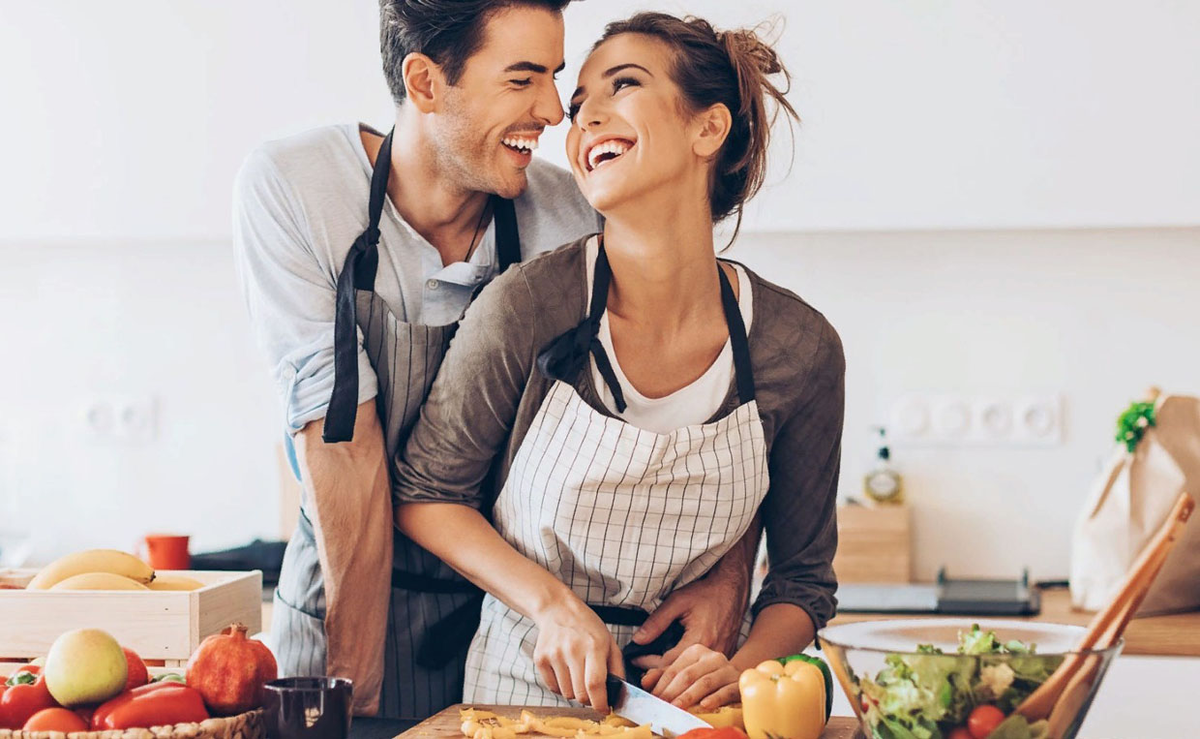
[271,128,521,719]
[463,242,768,705]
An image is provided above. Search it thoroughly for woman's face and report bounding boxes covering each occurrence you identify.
[565,34,709,216]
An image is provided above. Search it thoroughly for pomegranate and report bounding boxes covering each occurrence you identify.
[185,623,277,715]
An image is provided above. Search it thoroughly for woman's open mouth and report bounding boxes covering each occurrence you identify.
[584,137,636,172]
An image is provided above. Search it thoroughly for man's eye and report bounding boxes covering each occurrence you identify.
[509,78,533,87]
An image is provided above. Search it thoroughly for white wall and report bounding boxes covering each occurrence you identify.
[1,0,1197,240]
[2,1,1198,575]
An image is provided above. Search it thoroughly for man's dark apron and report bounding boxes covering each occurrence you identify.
[271,128,520,720]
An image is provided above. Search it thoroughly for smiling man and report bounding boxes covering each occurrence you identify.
[234,0,755,721]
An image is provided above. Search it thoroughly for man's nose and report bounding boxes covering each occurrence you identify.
[534,80,565,126]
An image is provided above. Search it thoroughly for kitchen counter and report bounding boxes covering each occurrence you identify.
[825,586,1200,657]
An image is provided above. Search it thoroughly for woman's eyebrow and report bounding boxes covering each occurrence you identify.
[571,63,653,100]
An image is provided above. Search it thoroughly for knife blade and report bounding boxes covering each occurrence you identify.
[605,675,713,737]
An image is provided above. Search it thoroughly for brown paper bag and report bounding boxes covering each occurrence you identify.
[1070,394,1200,615]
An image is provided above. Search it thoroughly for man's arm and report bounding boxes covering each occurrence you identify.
[293,401,392,717]
[631,516,760,682]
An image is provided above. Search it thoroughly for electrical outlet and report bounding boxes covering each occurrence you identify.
[889,392,1062,446]
[80,394,158,444]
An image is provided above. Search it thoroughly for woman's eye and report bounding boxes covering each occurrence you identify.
[509,78,533,87]
[567,101,581,121]
[612,76,640,94]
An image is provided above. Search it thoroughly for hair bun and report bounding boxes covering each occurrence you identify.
[719,27,784,77]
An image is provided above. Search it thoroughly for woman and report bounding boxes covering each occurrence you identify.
[393,12,843,712]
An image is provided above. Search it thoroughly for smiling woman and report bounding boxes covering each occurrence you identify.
[392,9,842,717]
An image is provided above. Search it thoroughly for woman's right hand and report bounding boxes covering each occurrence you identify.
[532,598,624,712]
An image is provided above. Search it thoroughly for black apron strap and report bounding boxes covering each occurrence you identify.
[589,604,685,684]
[493,196,521,271]
[535,239,628,412]
[718,265,756,403]
[323,128,393,443]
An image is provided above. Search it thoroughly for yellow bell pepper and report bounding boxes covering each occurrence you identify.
[739,660,827,739]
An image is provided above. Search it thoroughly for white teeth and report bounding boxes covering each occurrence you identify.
[586,139,633,171]
[502,135,539,152]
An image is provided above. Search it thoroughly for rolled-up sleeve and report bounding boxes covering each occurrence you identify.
[232,148,377,432]
[392,265,537,507]
[753,320,845,630]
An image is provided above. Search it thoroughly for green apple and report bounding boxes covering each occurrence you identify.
[43,628,128,706]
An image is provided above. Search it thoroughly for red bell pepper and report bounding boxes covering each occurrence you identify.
[92,682,209,731]
[0,675,59,730]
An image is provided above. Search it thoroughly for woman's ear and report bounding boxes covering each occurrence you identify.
[402,52,444,113]
[692,102,732,159]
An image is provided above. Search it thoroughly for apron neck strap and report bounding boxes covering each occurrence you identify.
[535,238,756,414]
[494,196,520,271]
[323,127,394,443]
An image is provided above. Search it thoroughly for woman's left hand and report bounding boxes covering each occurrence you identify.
[644,644,741,710]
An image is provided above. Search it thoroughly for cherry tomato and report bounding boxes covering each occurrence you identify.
[948,728,974,739]
[678,729,747,739]
[24,707,90,733]
[0,675,59,730]
[968,704,1006,738]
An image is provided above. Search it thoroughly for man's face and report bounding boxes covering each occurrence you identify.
[431,5,566,199]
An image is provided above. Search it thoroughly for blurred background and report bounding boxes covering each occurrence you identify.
[1,0,1197,580]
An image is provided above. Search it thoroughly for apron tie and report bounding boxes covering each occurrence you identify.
[536,242,627,412]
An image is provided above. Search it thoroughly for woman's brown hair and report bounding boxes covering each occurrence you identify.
[595,12,798,239]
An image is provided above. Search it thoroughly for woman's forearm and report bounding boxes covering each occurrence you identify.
[730,603,815,670]
[394,502,576,621]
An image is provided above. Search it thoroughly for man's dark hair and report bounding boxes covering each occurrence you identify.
[380,0,573,105]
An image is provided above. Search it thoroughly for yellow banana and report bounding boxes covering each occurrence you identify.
[146,574,204,591]
[27,549,155,590]
[49,572,151,591]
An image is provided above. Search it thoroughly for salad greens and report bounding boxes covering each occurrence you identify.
[857,624,1061,739]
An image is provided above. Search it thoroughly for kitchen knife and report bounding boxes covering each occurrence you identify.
[605,675,713,737]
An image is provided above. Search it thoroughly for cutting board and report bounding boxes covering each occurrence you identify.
[396,705,862,739]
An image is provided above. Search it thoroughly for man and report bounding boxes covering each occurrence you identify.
[234,0,755,720]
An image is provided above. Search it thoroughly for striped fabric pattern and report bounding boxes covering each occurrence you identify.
[464,379,769,705]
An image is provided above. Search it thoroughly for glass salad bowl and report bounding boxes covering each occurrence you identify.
[817,619,1122,739]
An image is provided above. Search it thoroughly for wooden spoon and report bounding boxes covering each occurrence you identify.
[1016,491,1195,723]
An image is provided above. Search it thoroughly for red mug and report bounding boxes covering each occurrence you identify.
[143,534,191,570]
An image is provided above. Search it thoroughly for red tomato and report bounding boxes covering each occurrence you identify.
[968,705,1006,738]
[948,728,974,739]
[5,666,40,687]
[122,647,149,691]
[24,707,90,733]
[91,682,208,731]
[677,728,747,739]
[0,676,59,730]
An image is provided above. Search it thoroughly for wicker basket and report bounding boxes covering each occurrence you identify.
[0,709,263,739]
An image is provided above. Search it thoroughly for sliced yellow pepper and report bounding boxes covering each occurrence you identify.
[739,660,827,739]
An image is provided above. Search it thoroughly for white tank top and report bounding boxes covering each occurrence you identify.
[586,236,754,433]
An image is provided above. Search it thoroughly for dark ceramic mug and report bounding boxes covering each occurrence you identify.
[262,677,353,739]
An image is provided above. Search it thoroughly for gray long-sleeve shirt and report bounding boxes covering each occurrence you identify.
[393,237,845,630]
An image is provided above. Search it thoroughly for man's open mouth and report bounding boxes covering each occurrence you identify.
[584,137,636,172]
[502,135,539,155]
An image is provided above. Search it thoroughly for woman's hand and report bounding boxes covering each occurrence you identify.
[644,644,741,710]
[532,598,624,712]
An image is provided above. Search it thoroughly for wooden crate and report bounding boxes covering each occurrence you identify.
[832,503,912,583]
[0,569,262,668]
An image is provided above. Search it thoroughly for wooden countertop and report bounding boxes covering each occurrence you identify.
[826,586,1200,657]
[397,706,861,739]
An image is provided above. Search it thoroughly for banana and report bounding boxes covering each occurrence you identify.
[146,574,205,591]
[49,572,151,591]
[26,549,155,590]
